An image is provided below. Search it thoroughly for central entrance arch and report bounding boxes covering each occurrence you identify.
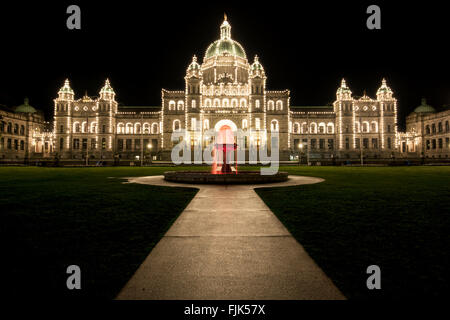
[214,119,238,132]
[212,120,238,174]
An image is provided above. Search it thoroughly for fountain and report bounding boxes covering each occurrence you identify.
[164,124,288,184]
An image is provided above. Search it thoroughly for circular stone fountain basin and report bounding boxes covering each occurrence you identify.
[163,171,289,184]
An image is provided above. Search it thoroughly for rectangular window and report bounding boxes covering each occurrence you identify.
[426,140,430,150]
[20,140,24,151]
[82,139,87,150]
[446,138,450,149]
[135,139,141,150]
[345,137,349,149]
[294,139,299,150]
[102,138,106,150]
[60,125,64,133]
[387,125,391,133]
[302,139,308,151]
[328,139,334,150]
[126,139,132,150]
[363,138,369,149]
[73,139,80,150]
[91,139,96,149]
[432,139,436,149]
[387,137,391,149]
[191,118,196,131]
[152,139,158,150]
[0,137,3,150]
[255,118,260,130]
[311,139,317,149]
[355,138,360,149]
[7,138,11,149]
[102,125,106,134]
[319,139,325,149]
[117,139,123,151]
[14,139,18,150]
[60,138,64,150]
[438,138,443,149]
[372,138,378,149]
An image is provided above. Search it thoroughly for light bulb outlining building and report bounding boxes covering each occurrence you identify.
[1,16,450,163]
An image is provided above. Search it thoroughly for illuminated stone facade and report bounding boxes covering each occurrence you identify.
[2,16,449,163]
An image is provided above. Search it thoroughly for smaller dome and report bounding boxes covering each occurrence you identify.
[414,98,436,113]
[100,79,115,94]
[15,98,37,113]
[187,55,200,71]
[336,78,352,96]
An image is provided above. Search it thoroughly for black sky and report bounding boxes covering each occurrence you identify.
[0,1,449,129]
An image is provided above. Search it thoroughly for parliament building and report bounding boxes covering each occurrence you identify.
[1,16,449,164]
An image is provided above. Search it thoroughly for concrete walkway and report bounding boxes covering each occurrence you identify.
[116,175,345,300]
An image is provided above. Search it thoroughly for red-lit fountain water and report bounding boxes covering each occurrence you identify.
[164,124,288,184]
[212,125,237,174]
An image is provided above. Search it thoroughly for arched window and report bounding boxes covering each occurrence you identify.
[204,99,211,108]
[126,123,133,134]
[255,100,260,109]
[240,99,247,108]
[371,121,378,133]
[20,125,25,135]
[7,122,12,133]
[222,99,229,108]
[318,122,326,134]
[213,99,220,107]
[81,121,88,133]
[242,119,248,129]
[73,122,81,133]
[271,120,279,132]
[90,122,97,133]
[293,122,300,134]
[152,123,158,134]
[14,124,18,134]
[310,122,317,134]
[268,100,274,110]
[177,101,184,110]
[276,100,283,110]
[432,123,436,133]
[438,122,443,133]
[231,99,238,108]
[117,123,124,134]
[168,100,175,110]
[134,123,141,134]
[446,121,449,132]
[426,125,430,134]
[362,121,369,133]
[354,121,360,133]
[173,119,181,131]
[143,123,150,134]
[301,122,308,134]
[327,122,334,134]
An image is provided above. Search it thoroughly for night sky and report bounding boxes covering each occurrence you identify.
[0,1,448,129]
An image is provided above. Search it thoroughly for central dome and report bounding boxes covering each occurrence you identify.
[204,15,246,60]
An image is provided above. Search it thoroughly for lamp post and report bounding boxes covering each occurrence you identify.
[360,116,364,166]
[147,143,152,165]
[140,113,144,166]
[298,143,303,165]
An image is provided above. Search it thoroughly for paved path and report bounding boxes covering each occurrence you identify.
[116,175,345,300]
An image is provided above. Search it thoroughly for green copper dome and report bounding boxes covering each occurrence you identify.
[204,16,246,60]
[205,39,246,59]
[414,98,435,113]
[15,98,37,113]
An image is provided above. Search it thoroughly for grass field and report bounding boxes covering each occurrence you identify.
[0,167,199,299]
[1,166,449,299]
[256,166,450,299]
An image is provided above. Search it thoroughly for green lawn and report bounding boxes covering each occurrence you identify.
[1,166,449,299]
[0,167,199,299]
[256,166,450,299]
